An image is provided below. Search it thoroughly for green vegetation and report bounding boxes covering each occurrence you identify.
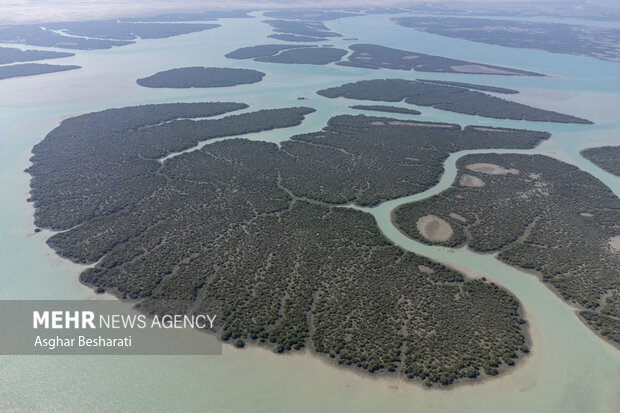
[280,116,546,206]
[45,21,219,41]
[581,146,620,176]
[337,44,543,76]
[226,42,535,72]
[136,67,265,88]
[0,63,80,80]
[225,44,311,59]
[0,21,218,50]
[27,103,312,232]
[602,291,620,318]
[318,79,592,124]
[226,44,347,65]
[0,24,133,49]
[393,17,620,62]
[28,106,540,385]
[264,19,341,39]
[394,153,620,345]
[254,47,347,65]
[581,312,620,344]
[254,12,355,45]
[0,46,74,64]
[350,105,421,115]
[417,79,519,94]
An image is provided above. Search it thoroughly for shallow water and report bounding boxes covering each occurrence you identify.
[0,13,618,412]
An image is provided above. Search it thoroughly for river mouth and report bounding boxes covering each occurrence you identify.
[0,11,619,413]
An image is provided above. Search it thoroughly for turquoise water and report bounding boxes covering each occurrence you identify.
[0,13,619,412]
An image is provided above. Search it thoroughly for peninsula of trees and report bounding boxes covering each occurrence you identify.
[337,44,543,76]
[136,67,265,88]
[26,104,554,385]
[581,146,620,176]
[0,21,219,50]
[394,154,620,345]
[0,63,81,80]
[318,79,592,124]
[0,46,74,65]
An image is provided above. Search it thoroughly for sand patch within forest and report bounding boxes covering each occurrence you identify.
[460,174,485,187]
[416,215,453,242]
[466,163,519,175]
[610,236,620,253]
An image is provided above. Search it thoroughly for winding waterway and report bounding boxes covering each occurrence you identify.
[0,12,618,412]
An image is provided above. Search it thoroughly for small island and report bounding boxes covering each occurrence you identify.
[0,63,80,80]
[226,44,347,65]
[260,11,361,41]
[136,67,265,88]
[581,146,620,176]
[394,153,620,345]
[0,46,74,65]
[318,79,592,124]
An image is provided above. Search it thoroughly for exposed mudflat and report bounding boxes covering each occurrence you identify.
[416,215,453,242]
[460,174,485,187]
[466,163,519,175]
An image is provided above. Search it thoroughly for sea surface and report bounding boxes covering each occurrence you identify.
[0,13,619,412]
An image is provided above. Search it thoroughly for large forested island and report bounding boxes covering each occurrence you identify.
[318,79,592,124]
[0,21,219,50]
[226,43,543,75]
[393,17,620,62]
[136,67,265,88]
[25,103,558,386]
[394,154,620,345]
